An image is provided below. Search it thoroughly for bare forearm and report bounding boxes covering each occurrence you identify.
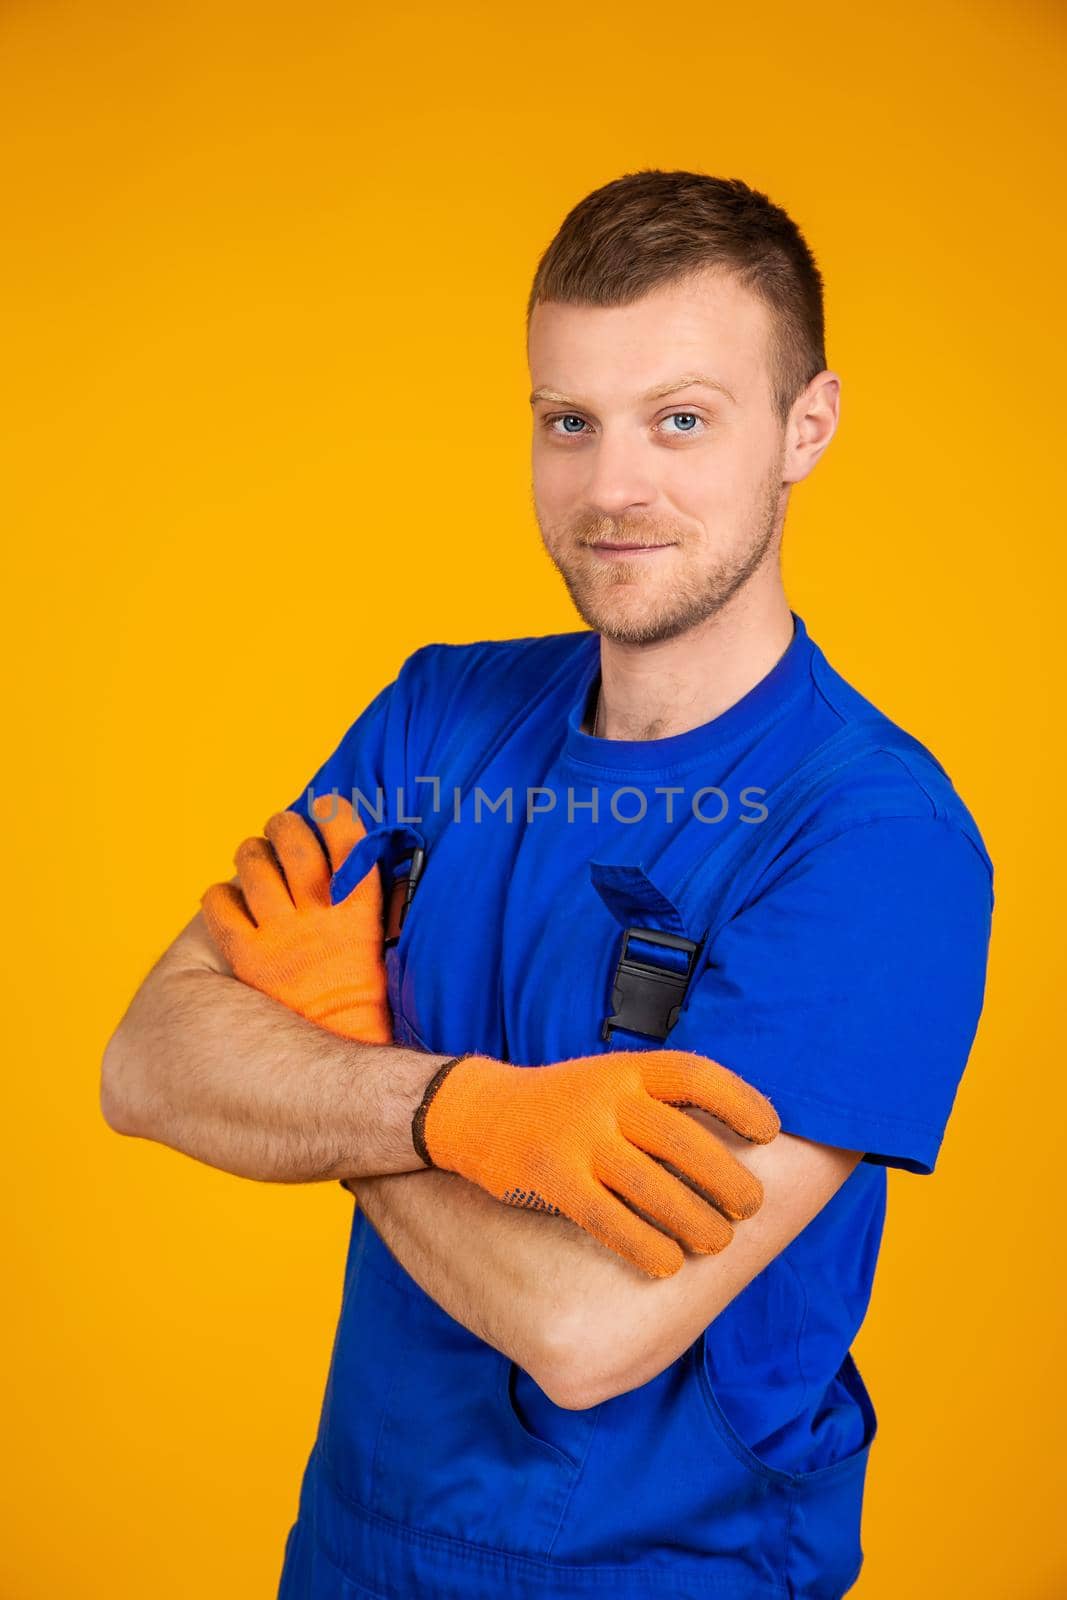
[351,1112,786,1408]
[102,954,450,1183]
[353,1163,646,1400]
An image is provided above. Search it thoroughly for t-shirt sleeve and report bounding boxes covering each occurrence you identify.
[666,815,995,1175]
[283,674,399,828]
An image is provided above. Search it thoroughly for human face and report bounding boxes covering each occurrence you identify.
[528,270,790,646]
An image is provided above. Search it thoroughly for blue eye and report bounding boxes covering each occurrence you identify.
[541,411,707,439]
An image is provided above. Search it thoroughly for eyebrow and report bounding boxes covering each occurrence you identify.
[528,373,738,408]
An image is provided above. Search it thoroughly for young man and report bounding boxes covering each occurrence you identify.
[101,170,994,1599]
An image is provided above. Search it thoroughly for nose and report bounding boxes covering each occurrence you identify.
[581,431,658,520]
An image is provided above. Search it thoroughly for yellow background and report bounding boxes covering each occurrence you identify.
[1,1,1062,1594]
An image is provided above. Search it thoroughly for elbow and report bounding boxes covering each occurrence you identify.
[540,1303,688,1412]
[542,1364,616,1412]
[543,1378,603,1412]
[99,1029,142,1137]
[546,1350,671,1412]
[536,1325,623,1412]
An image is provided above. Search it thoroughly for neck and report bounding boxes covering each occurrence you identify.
[590,584,795,743]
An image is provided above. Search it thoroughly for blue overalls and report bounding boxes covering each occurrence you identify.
[277,615,994,1599]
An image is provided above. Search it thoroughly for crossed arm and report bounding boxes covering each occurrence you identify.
[354,1126,860,1408]
[101,907,861,1410]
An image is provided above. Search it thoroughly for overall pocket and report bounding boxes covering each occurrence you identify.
[496,1355,599,1475]
[539,1337,794,1586]
[780,1351,878,1599]
[695,1331,877,1597]
[324,1223,592,1560]
[695,1330,877,1487]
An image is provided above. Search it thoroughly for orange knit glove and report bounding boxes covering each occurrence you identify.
[412,1049,780,1278]
[200,794,391,1045]
[200,795,393,1210]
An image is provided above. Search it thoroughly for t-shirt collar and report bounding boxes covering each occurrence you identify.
[561,611,812,774]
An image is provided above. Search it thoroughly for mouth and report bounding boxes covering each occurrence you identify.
[587,542,675,557]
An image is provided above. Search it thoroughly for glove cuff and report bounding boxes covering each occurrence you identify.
[412,1053,477,1168]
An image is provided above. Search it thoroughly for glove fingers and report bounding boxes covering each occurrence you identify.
[235,835,298,925]
[200,881,255,962]
[496,1159,686,1279]
[310,794,369,878]
[636,1050,781,1144]
[618,1097,765,1221]
[596,1140,736,1253]
[262,810,331,909]
[565,1173,687,1280]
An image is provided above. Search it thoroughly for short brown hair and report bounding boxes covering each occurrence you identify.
[526,170,826,427]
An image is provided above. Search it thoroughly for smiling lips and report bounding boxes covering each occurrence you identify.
[588,542,674,555]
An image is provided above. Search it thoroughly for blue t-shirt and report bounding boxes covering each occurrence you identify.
[288,609,993,1488]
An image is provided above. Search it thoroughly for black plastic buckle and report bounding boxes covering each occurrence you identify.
[383,846,426,949]
[602,926,703,1043]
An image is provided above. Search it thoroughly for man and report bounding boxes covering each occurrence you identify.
[101,169,994,1599]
